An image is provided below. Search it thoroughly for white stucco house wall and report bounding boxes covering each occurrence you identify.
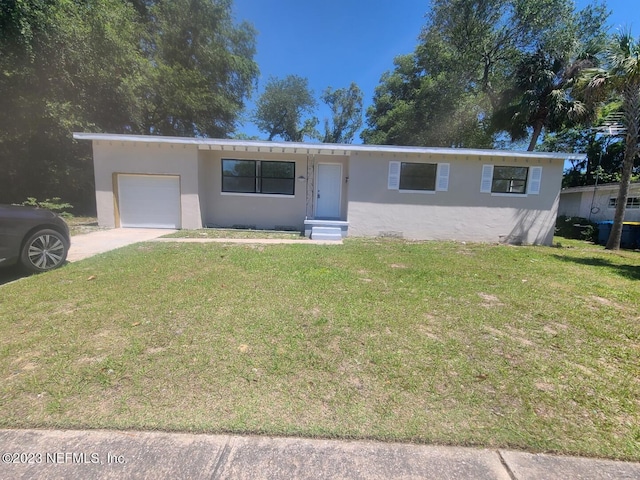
[73,133,583,245]
[558,183,640,223]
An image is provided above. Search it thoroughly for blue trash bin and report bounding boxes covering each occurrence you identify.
[624,222,640,249]
[597,221,613,246]
[598,221,640,248]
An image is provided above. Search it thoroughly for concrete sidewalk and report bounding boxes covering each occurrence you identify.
[1,429,638,480]
[67,228,176,262]
[67,229,341,263]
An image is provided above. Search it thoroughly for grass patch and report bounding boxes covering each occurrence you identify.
[162,228,303,240]
[0,237,638,460]
[66,216,106,236]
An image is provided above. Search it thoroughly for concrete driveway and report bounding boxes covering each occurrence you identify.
[67,228,175,262]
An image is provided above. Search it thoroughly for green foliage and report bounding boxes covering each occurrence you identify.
[21,197,74,218]
[141,0,258,137]
[362,50,493,147]
[1,239,640,459]
[362,0,608,149]
[321,83,363,144]
[253,75,318,142]
[578,30,640,249]
[555,215,598,242]
[0,0,258,212]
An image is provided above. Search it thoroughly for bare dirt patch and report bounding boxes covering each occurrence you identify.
[478,292,504,307]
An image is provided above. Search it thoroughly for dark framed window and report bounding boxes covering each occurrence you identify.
[399,162,437,191]
[222,159,295,195]
[492,166,528,194]
[609,196,640,209]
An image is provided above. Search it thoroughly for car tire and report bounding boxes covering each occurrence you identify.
[20,229,69,273]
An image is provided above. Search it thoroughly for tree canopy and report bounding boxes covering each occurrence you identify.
[253,75,318,142]
[361,0,609,148]
[0,0,258,210]
[578,30,640,250]
[321,83,363,144]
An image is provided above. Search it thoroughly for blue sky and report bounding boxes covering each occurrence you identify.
[232,0,637,142]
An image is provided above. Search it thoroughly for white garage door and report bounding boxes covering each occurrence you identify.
[117,174,181,228]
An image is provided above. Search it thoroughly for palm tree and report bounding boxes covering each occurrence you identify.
[581,30,640,250]
[491,50,594,151]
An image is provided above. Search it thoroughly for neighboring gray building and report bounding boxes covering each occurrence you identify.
[559,183,640,223]
[73,133,582,245]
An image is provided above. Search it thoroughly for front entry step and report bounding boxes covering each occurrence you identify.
[311,226,342,241]
[304,219,348,239]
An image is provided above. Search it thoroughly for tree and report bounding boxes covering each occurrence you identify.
[580,30,640,250]
[321,83,363,144]
[0,0,149,210]
[253,75,318,142]
[491,50,595,151]
[362,0,607,149]
[141,0,258,137]
[361,53,492,147]
[0,0,258,211]
[490,3,608,150]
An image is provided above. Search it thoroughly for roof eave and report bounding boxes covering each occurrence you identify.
[72,132,584,160]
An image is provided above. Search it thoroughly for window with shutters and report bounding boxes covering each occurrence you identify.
[388,161,449,192]
[480,165,542,195]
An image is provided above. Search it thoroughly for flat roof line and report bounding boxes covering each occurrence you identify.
[72,132,585,160]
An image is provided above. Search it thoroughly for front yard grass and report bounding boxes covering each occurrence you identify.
[162,228,303,240]
[66,216,106,236]
[0,237,638,460]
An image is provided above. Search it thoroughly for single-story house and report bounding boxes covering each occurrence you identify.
[559,183,640,223]
[73,133,583,245]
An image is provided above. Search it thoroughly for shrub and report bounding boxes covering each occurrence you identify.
[555,215,598,242]
[21,197,74,218]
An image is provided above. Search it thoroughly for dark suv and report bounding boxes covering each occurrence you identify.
[0,205,70,273]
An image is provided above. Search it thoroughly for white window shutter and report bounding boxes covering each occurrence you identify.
[528,166,542,194]
[436,163,450,191]
[388,161,401,190]
[480,165,493,193]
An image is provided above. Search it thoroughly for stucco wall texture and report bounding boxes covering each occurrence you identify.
[559,185,640,223]
[348,153,562,245]
[89,138,567,245]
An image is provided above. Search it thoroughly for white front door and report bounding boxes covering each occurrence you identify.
[315,163,342,219]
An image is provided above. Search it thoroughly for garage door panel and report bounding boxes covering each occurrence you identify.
[118,175,181,228]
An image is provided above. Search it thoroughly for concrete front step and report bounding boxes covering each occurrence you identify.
[311,226,342,241]
[304,219,349,239]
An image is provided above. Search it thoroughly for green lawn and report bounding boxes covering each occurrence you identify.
[162,228,303,240]
[1,237,639,460]
[65,216,107,236]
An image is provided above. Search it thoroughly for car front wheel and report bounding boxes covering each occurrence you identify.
[20,229,69,273]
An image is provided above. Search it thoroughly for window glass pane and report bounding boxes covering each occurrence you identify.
[222,176,256,193]
[491,166,528,193]
[262,161,294,179]
[508,180,527,193]
[262,178,294,195]
[222,159,255,177]
[492,179,510,193]
[493,166,527,180]
[399,162,436,190]
[609,198,617,208]
[626,197,640,208]
[222,159,256,193]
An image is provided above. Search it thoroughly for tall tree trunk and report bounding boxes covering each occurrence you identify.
[527,119,544,151]
[606,83,640,250]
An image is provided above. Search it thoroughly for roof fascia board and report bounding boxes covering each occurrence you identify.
[561,183,640,194]
[72,132,584,161]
